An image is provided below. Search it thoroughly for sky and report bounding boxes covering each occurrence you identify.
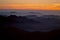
[0,0,60,10]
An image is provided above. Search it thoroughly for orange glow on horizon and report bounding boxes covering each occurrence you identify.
[0,4,60,10]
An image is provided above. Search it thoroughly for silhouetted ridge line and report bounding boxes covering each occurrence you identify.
[0,15,60,40]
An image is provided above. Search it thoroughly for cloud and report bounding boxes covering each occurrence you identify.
[0,4,60,10]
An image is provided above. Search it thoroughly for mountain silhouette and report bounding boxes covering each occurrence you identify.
[0,15,60,40]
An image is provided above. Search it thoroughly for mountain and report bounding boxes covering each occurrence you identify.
[0,15,60,40]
